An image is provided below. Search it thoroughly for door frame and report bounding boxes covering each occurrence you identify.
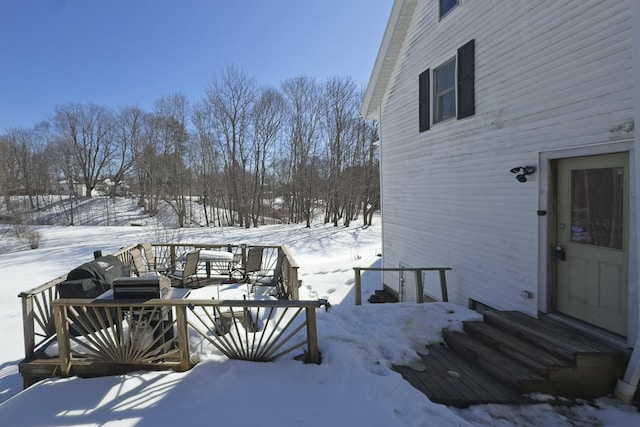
[537,140,636,343]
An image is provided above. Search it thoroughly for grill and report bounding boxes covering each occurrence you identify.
[112,276,171,300]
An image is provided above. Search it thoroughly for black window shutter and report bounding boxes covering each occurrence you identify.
[419,69,430,132]
[457,39,475,119]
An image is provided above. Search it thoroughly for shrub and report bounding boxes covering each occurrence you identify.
[26,229,41,249]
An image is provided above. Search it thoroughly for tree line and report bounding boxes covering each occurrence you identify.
[0,66,379,228]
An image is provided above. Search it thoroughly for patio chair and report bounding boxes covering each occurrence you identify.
[138,242,168,273]
[230,246,263,282]
[129,247,148,277]
[251,250,288,299]
[168,249,200,288]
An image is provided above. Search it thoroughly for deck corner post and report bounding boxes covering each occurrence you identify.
[52,303,71,377]
[21,295,35,359]
[305,307,320,364]
[175,305,191,371]
[354,268,362,305]
[289,264,300,300]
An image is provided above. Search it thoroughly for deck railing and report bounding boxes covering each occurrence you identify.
[18,243,301,362]
[353,267,451,305]
[51,297,325,379]
[19,276,62,359]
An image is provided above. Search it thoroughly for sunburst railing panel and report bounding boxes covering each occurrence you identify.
[51,298,326,378]
[186,303,309,362]
[57,303,181,365]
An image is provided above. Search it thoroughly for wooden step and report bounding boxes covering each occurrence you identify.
[479,310,625,396]
[462,321,574,376]
[398,310,629,403]
[444,330,546,393]
[483,310,623,365]
[395,344,532,407]
[368,289,398,304]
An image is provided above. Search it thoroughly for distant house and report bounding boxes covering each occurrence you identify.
[361,0,639,344]
[51,180,87,197]
[100,178,129,197]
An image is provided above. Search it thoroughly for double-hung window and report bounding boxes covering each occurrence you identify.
[433,58,456,124]
[418,39,475,132]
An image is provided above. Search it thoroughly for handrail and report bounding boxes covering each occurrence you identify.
[18,275,67,298]
[280,246,300,300]
[353,267,451,305]
[55,298,323,309]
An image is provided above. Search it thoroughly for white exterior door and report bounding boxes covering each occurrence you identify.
[399,266,415,302]
[556,153,628,336]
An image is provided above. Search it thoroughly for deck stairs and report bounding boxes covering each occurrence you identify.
[397,309,631,406]
[368,288,399,304]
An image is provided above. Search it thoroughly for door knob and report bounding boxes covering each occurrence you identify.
[554,245,566,261]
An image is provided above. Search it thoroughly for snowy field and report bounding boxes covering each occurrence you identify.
[0,204,638,426]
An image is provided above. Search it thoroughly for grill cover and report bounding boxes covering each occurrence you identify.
[58,278,109,299]
[66,255,128,287]
[59,255,127,336]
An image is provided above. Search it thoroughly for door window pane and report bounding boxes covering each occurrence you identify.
[570,167,624,249]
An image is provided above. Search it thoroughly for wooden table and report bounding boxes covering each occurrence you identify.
[179,250,236,277]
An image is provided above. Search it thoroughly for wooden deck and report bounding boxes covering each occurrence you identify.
[396,310,631,407]
[19,352,183,388]
[395,345,532,407]
[17,242,314,388]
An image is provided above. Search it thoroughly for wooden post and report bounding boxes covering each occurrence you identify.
[415,269,424,304]
[170,245,176,270]
[21,295,35,359]
[52,304,71,377]
[289,265,299,300]
[439,269,449,302]
[354,268,362,305]
[175,305,191,371]
[305,307,320,364]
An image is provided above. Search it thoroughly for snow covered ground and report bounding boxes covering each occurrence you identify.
[0,204,638,426]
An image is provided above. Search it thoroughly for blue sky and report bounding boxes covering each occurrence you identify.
[0,0,392,130]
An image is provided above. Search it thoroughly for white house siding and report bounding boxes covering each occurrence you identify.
[378,0,634,317]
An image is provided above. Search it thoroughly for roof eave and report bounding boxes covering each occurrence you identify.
[360,0,418,120]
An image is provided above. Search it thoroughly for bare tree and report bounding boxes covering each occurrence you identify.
[152,93,192,227]
[4,127,45,209]
[357,118,380,226]
[109,106,145,199]
[130,110,166,217]
[321,76,358,226]
[51,103,115,197]
[0,134,16,213]
[191,100,226,226]
[32,121,55,210]
[281,75,322,227]
[204,65,258,227]
[250,86,286,226]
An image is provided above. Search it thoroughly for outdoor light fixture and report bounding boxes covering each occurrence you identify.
[510,165,536,182]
